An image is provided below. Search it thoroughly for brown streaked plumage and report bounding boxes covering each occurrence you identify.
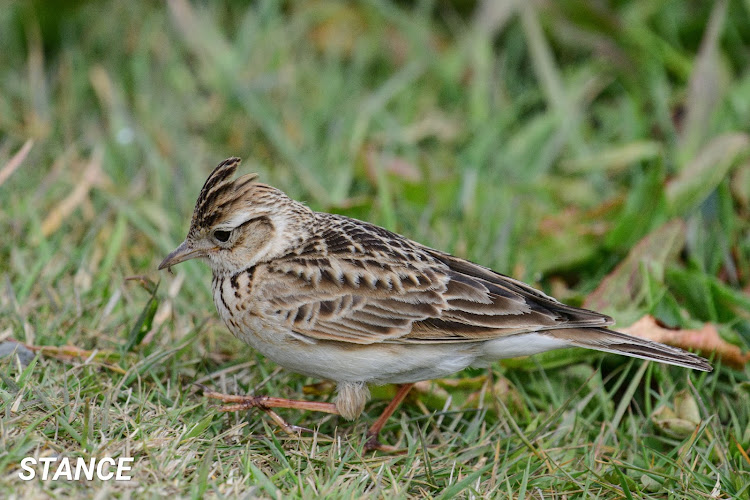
[159,157,712,450]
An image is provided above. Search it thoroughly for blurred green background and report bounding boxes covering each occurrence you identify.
[1,0,749,498]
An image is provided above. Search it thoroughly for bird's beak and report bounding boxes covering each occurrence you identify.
[158,241,203,270]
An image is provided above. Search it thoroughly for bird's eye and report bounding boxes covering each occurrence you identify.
[213,230,231,242]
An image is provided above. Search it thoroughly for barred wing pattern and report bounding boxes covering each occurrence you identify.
[257,215,612,345]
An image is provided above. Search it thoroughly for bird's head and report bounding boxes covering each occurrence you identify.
[159,157,311,275]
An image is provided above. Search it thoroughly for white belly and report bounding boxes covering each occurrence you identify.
[230,313,481,384]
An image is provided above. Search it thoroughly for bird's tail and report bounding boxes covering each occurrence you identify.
[544,327,712,372]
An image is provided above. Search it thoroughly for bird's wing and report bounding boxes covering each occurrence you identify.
[254,216,611,345]
[405,247,613,341]
[256,253,448,344]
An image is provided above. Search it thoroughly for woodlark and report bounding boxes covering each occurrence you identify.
[159,157,711,450]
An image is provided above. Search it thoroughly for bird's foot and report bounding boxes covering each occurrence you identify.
[195,383,337,436]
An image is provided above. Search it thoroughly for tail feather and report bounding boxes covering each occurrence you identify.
[545,327,712,372]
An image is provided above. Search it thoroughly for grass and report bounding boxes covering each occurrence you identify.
[1,0,749,497]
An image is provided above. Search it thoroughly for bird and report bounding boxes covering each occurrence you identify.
[159,157,712,450]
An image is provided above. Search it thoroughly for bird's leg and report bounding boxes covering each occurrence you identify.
[197,384,339,435]
[364,383,415,452]
[197,383,416,449]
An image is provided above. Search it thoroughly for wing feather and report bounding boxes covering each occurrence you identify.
[253,215,612,345]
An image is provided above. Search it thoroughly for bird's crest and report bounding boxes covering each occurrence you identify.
[191,157,259,230]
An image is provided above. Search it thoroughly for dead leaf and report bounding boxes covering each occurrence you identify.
[584,220,686,312]
[621,315,749,370]
[651,389,702,438]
